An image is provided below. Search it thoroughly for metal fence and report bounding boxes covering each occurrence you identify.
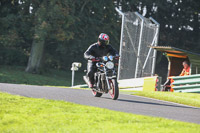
[116,8,160,80]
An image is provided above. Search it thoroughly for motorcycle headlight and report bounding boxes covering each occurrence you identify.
[103,56,108,61]
[108,55,113,61]
[106,61,114,69]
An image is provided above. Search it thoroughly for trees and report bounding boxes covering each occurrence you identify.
[0,0,31,65]
[0,0,199,75]
[25,1,48,73]
[26,0,120,73]
[25,0,75,73]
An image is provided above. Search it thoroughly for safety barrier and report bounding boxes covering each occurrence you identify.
[171,74,200,93]
[118,76,162,91]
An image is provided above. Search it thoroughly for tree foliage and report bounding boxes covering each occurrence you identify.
[0,0,199,75]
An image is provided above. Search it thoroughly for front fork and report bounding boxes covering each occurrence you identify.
[105,72,116,90]
[104,67,117,90]
[106,76,111,90]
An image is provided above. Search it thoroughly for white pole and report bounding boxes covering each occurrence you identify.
[72,69,75,87]
[135,12,144,78]
[196,66,198,74]
[142,30,159,71]
[149,17,160,76]
[151,30,158,76]
[115,7,125,80]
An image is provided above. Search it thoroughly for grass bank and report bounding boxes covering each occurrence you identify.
[0,92,200,133]
[0,65,84,86]
[127,91,200,108]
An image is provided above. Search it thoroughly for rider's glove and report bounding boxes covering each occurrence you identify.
[89,56,97,62]
[115,54,120,60]
[92,57,100,62]
[89,56,95,60]
[91,58,96,62]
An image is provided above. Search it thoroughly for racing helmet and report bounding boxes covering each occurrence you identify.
[98,33,109,46]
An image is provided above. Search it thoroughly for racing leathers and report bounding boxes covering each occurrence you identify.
[84,43,118,87]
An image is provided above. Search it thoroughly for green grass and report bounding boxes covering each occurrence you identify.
[0,65,85,86]
[127,91,200,108]
[0,92,200,133]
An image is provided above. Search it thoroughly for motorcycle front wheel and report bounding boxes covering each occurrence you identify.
[109,79,119,100]
[92,90,103,97]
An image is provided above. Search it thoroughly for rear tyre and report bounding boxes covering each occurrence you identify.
[109,79,119,100]
[92,90,103,97]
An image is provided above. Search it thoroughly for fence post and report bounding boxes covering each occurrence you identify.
[142,30,159,75]
[135,12,144,78]
[149,17,160,76]
[115,7,125,80]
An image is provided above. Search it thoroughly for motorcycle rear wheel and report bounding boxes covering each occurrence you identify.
[109,79,119,100]
[92,90,103,97]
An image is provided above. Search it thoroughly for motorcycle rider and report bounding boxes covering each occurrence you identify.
[84,33,119,88]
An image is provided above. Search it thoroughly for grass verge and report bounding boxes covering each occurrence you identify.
[0,92,200,133]
[0,65,85,86]
[127,91,200,108]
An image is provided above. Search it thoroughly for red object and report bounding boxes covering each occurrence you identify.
[109,80,115,98]
[89,82,94,88]
[91,58,96,62]
[91,58,100,62]
[102,34,109,40]
[98,33,110,46]
[179,66,190,76]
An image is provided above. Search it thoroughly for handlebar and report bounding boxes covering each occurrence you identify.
[115,56,120,60]
[91,59,100,62]
[89,55,120,62]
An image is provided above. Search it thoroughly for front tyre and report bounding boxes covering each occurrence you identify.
[92,90,103,97]
[109,79,119,100]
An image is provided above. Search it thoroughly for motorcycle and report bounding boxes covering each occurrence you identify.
[83,55,119,100]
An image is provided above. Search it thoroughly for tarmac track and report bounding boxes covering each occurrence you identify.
[0,83,200,124]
